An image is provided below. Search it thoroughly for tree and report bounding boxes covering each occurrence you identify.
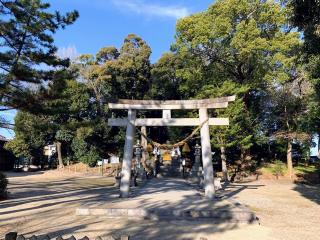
[43,78,91,168]
[173,0,301,167]
[268,79,310,178]
[75,34,152,102]
[5,111,53,161]
[0,0,78,114]
[72,34,152,155]
[198,81,250,181]
[5,135,30,159]
[55,129,73,167]
[290,0,320,54]
[6,78,93,168]
[290,0,320,153]
[149,53,183,100]
[304,56,320,152]
[71,129,100,167]
[175,0,300,88]
[116,34,152,100]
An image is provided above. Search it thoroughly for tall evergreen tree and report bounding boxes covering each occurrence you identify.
[290,0,320,155]
[0,0,78,113]
[173,0,301,168]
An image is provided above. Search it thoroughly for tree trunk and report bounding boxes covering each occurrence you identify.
[220,146,228,182]
[56,141,64,169]
[287,141,293,179]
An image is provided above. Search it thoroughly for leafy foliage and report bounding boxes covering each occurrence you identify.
[0,172,8,199]
[0,0,78,112]
[290,0,320,155]
[171,0,302,166]
[71,137,99,167]
[5,135,31,159]
[290,0,320,54]
[271,160,286,179]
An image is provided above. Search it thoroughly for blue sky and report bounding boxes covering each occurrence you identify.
[0,0,213,139]
[51,0,214,62]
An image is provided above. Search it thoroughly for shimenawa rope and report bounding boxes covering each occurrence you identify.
[127,118,209,150]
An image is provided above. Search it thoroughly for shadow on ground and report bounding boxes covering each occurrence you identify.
[293,183,320,205]
[0,172,264,240]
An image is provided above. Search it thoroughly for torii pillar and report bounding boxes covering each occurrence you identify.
[119,109,136,198]
[199,108,215,199]
[141,126,147,166]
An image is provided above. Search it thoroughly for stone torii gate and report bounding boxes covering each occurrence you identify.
[108,96,235,199]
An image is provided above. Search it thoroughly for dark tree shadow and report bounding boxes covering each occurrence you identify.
[0,175,263,240]
[293,183,320,205]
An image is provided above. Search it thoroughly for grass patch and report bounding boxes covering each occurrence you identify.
[260,163,319,174]
[258,161,288,179]
[294,164,320,174]
[74,177,115,187]
[260,163,288,174]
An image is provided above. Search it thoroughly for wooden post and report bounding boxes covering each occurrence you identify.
[221,146,228,182]
[120,109,136,198]
[287,141,293,179]
[141,126,147,165]
[199,108,215,199]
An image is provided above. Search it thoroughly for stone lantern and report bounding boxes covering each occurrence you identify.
[190,143,203,185]
[194,143,202,170]
[134,140,142,169]
[133,140,146,184]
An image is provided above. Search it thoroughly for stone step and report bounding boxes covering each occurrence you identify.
[76,208,258,224]
[159,165,182,178]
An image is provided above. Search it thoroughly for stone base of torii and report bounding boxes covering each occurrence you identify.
[107,97,235,199]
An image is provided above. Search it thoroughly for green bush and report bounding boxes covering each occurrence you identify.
[71,137,87,161]
[0,172,8,199]
[271,160,286,179]
[80,147,100,167]
[71,137,100,167]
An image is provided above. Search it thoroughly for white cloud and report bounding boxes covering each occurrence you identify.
[111,0,190,19]
[56,45,79,60]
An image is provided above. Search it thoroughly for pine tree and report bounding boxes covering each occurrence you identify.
[0,0,78,113]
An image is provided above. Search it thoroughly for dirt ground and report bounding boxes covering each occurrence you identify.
[0,170,319,240]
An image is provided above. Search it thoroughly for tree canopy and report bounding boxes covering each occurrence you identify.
[0,0,78,113]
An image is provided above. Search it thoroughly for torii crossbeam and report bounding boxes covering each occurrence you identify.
[108,96,235,198]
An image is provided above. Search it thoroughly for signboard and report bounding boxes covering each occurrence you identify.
[110,156,120,164]
[44,145,56,156]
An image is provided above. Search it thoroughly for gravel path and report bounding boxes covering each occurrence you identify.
[224,180,320,240]
[0,171,319,240]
